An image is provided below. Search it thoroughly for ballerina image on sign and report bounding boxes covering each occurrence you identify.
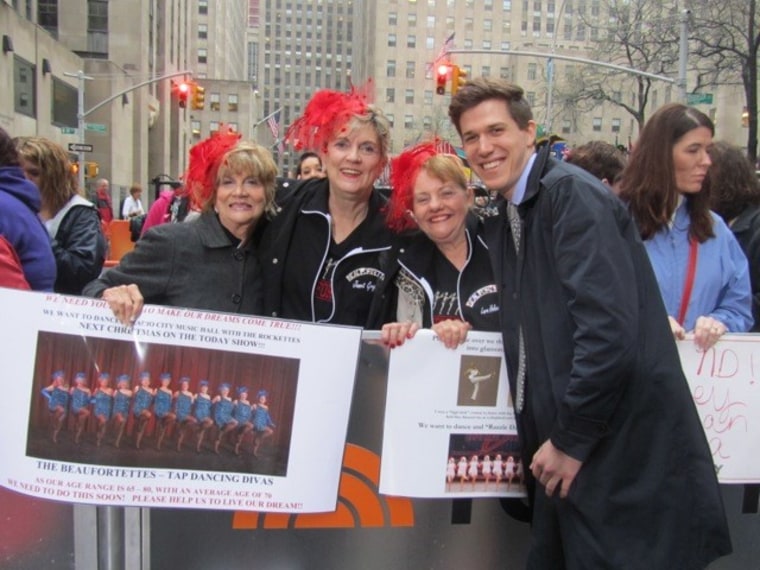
[446,457,457,490]
[132,372,156,449]
[251,389,276,457]
[111,375,133,448]
[212,383,238,455]
[92,372,113,447]
[481,454,493,489]
[457,455,468,491]
[465,367,493,401]
[174,377,198,452]
[505,455,516,490]
[41,371,69,443]
[69,372,92,445]
[193,380,214,453]
[468,455,480,490]
[493,453,504,486]
[153,373,175,450]
[232,386,254,456]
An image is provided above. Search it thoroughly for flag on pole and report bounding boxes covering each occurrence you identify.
[266,112,284,153]
[426,32,456,74]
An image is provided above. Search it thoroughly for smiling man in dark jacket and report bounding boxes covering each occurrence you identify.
[449,77,731,568]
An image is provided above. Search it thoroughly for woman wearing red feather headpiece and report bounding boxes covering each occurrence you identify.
[83,127,279,325]
[366,139,499,349]
[259,83,396,326]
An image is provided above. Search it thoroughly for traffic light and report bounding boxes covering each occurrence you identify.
[192,83,206,110]
[451,65,468,96]
[177,81,191,108]
[435,63,449,95]
[85,162,99,179]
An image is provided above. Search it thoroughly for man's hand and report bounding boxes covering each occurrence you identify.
[102,284,144,327]
[530,439,583,499]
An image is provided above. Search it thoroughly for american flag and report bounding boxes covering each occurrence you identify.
[266,112,284,153]
[426,32,455,74]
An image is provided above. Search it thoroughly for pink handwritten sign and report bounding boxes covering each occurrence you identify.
[678,334,760,483]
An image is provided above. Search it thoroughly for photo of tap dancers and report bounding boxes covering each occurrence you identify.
[26,331,298,478]
[444,433,524,495]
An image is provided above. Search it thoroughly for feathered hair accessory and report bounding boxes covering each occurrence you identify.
[285,80,375,153]
[386,139,441,233]
[184,125,242,210]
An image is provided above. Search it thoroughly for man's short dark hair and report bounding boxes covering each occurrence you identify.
[565,141,627,185]
[448,77,534,135]
[0,127,19,167]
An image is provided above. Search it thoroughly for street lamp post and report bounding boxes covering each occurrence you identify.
[64,69,194,192]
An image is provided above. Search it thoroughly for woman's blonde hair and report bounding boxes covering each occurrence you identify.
[15,136,80,214]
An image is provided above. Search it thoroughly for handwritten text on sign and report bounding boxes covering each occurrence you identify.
[678,335,760,483]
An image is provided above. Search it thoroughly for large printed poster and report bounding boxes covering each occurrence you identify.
[377,330,525,498]
[0,289,362,513]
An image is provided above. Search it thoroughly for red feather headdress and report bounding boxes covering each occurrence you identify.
[184,125,242,209]
[386,139,442,232]
[285,81,375,153]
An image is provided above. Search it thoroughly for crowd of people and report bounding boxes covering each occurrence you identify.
[4,73,760,568]
[40,370,276,457]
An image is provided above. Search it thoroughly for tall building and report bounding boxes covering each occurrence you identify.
[252,0,355,175]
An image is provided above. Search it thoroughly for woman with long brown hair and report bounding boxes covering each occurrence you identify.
[621,103,752,349]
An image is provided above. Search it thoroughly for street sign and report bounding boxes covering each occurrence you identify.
[68,143,94,153]
[686,93,713,105]
[60,127,77,134]
[85,123,108,133]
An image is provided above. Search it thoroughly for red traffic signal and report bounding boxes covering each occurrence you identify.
[435,63,449,95]
[177,81,191,108]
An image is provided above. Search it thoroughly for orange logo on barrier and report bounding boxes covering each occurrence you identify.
[232,443,414,529]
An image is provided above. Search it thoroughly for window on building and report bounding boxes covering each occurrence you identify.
[199,24,208,40]
[592,117,602,132]
[426,36,435,49]
[405,89,414,104]
[562,119,571,134]
[533,16,541,36]
[527,62,537,80]
[406,61,415,79]
[611,118,621,133]
[388,33,397,47]
[503,0,512,9]
[404,114,414,129]
[199,0,208,15]
[546,19,555,34]
[482,65,491,77]
[464,38,473,49]
[526,91,536,105]
[408,13,417,26]
[521,20,528,36]
[427,15,435,28]
[576,23,586,40]
[14,56,35,118]
[424,90,433,105]
[88,0,108,31]
[501,40,511,50]
[465,18,474,31]
[485,0,494,9]
[484,19,493,31]
[228,122,239,132]
[209,92,220,111]
[191,120,201,138]
[38,0,58,37]
[407,35,416,48]
[228,94,239,112]
[389,11,397,25]
[198,48,208,64]
[386,113,395,127]
[210,120,219,132]
[500,66,511,80]
[423,116,432,129]
[387,60,396,77]
[533,0,542,10]
[386,88,395,103]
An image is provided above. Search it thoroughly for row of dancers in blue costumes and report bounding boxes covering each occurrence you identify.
[40,370,276,455]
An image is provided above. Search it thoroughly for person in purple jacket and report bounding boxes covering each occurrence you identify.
[0,127,56,291]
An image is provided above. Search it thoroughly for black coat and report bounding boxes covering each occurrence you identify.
[367,213,497,330]
[260,177,394,326]
[730,204,760,332]
[53,204,106,295]
[83,211,263,315]
[483,145,731,567]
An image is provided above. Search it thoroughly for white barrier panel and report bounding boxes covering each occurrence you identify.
[678,334,760,483]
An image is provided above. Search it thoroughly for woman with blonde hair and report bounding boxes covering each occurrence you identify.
[15,136,106,294]
[83,127,278,325]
